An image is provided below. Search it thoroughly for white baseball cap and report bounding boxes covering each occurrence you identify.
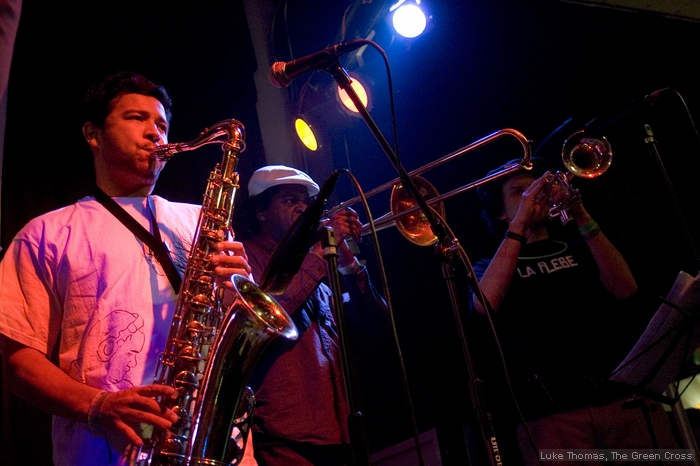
[248,165,320,197]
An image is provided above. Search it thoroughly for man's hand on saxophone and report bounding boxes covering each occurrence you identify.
[0,339,181,459]
[212,239,253,308]
[94,384,180,453]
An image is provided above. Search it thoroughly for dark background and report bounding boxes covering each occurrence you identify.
[2,1,700,464]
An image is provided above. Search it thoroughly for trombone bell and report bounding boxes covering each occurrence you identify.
[391,176,446,247]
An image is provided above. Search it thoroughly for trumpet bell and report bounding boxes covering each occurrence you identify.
[390,176,447,246]
[562,130,613,179]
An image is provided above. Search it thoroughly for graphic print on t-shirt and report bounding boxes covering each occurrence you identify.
[69,310,145,388]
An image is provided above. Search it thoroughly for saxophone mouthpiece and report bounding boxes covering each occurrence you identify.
[151,144,179,161]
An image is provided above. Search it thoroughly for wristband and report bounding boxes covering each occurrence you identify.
[578,218,597,235]
[580,223,602,241]
[504,230,528,245]
[338,257,363,275]
[87,390,110,433]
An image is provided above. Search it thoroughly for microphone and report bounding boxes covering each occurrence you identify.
[259,171,341,294]
[268,39,370,88]
[584,88,667,137]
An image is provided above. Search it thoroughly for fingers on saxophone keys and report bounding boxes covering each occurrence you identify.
[214,260,251,277]
[212,243,251,276]
[216,240,248,258]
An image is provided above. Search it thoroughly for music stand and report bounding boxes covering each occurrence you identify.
[609,270,700,395]
[608,269,700,454]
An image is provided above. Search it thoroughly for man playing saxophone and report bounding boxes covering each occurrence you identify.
[0,71,255,465]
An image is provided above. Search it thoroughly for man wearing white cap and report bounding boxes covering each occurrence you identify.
[243,165,388,466]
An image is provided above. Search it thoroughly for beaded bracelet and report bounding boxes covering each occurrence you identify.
[87,390,110,433]
[504,230,528,245]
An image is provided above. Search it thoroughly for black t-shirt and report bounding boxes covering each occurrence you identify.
[471,237,638,420]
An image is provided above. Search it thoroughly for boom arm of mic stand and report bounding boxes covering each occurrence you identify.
[642,123,700,270]
[326,64,449,245]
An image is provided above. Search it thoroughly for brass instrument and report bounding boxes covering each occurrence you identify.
[326,128,533,246]
[542,130,613,223]
[133,119,298,466]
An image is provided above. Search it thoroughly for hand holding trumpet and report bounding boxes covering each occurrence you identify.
[511,170,593,239]
[515,130,613,226]
[507,172,557,237]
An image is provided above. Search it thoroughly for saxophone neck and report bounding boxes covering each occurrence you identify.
[151,119,246,161]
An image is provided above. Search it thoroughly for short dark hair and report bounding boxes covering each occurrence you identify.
[476,157,550,236]
[244,186,281,237]
[81,71,172,127]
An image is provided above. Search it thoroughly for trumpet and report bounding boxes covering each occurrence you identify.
[325,128,533,246]
[540,130,613,224]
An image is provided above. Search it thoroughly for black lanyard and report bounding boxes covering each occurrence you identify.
[94,188,182,293]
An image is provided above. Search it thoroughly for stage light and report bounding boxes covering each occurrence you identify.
[336,77,369,114]
[391,1,427,38]
[294,117,318,151]
[294,74,370,152]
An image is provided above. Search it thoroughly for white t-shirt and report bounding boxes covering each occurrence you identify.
[0,195,200,466]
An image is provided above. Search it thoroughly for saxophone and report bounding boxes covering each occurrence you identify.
[131,119,298,466]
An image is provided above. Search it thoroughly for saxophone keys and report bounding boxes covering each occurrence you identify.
[174,370,198,392]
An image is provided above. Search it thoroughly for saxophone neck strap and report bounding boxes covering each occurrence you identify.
[93,188,182,293]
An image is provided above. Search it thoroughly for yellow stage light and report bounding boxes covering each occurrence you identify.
[295,117,318,151]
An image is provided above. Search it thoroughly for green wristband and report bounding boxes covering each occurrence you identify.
[578,219,597,234]
[581,223,602,241]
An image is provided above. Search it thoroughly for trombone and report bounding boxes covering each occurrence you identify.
[327,127,614,246]
[326,128,533,246]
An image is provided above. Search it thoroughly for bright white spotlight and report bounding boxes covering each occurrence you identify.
[392,4,427,38]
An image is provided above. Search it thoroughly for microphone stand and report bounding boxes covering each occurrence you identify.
[325,61,503,466]
[641,123,700,269]
[438,239,504,466]
[638,122,700,455]
[319,225,371,466]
